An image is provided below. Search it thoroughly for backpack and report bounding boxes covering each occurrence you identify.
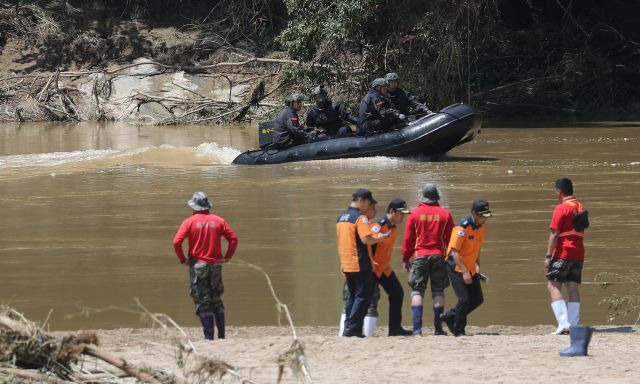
[565,200,589,231]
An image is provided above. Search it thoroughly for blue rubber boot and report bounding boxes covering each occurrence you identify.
[214,312,225,339]
[199,315,215,340]
[411,305,423,335]
[560,325,593,357]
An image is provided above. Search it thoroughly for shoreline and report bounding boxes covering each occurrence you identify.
[51,325,638,383]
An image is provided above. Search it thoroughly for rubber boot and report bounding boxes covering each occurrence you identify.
[199,314,214,340]
[214,312,225,340]
[411,305,423,335]
[339,311,346,337]
[433,306,446,335]
[560,325,593,357]
[551,300,571,335]
[567,302,580,326]
[363,315,377,337]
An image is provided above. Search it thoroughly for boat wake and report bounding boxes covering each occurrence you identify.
[0,142,240,179]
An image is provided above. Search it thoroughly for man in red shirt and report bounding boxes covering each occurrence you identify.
[545,178,587,335]
[173,191,238,340]
[401,184,454,335]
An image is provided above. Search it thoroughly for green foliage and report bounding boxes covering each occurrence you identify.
[278,0,379,62]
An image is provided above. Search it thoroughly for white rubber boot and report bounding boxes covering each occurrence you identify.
[551,300,571,335]
[567,302,580,326]
[363,315,377,337]
[339,312,346,337]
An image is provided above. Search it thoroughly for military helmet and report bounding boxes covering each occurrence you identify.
[311,85,328,97]
[285,93,305,105]
[385,72,400,82]
[371,78,389,89]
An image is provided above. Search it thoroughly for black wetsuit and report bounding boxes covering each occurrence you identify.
[306,101,357,137]
[272,107,327,149]
[357,90,401,136]
[387,87,429,115]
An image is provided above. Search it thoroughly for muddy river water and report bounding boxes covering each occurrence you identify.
[1,121,639,330]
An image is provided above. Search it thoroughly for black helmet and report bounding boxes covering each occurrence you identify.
[311,85,328,97]
[371,78,389,89]
[385,72,400,82]
[284,93,305,105]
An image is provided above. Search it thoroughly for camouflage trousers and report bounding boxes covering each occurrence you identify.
[189,261,224,316]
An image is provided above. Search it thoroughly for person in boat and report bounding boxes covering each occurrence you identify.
[385,72,432,115]
[306,85,357,138]
[272,93,328,149]
[357,78,405,136]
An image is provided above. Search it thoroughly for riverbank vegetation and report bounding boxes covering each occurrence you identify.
[1,0,639,122]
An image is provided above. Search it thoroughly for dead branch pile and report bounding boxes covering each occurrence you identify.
[0,58,292,124]
[0,307,169,383]
[1,274,313,384]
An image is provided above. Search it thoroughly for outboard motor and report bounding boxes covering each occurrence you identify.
[258,121,275,149]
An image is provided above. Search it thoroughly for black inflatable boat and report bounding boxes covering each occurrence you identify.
[232,103,481,165]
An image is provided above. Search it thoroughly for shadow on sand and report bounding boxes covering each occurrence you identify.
[592,326,635,334]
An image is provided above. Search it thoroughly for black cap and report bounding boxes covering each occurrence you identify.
[352,188,377,204]
[472,200,492,218]
[388,198,410,213]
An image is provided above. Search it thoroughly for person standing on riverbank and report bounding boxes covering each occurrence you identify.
[545,178,588,335]
[173,191,239,340]
[337,188,389,337]
[441,200,492,337]
[401,184,454,335]
[367,199,414,336]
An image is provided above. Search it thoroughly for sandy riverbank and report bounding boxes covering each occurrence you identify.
[61,325,639,383]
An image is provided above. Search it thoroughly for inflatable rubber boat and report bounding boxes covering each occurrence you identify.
[232,103,481,165]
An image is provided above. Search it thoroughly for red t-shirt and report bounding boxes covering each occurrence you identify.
[549,197,585,260]
[402,202,454,262]
[173,211,238,264]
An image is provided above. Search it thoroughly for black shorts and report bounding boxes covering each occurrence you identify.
[546,258,583,284]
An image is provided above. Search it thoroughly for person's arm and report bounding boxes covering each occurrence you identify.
[287,114,308,140]
[306,109,316,128]
[338,103,359,126]
[443,213,454,253]
[361,231,389,245]
[357,216,388,245]
[406,90,430,113]
[401,214,416,267]
[450,248,472,284]
[546,206,562,267]
[222,221,239,261]
[172,220,189,264]
[545,230,559,268]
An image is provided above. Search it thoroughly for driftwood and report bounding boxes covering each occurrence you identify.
[0,367,75,384]
[0,312,166,384]
[0,55,293,123]
[82,344,163,384]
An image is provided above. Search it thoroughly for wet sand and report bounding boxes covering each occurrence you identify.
[70,325,639,383]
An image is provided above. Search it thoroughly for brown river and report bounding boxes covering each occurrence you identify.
[1,121,639,330]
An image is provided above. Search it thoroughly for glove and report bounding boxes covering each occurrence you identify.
[398,114,406,121]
